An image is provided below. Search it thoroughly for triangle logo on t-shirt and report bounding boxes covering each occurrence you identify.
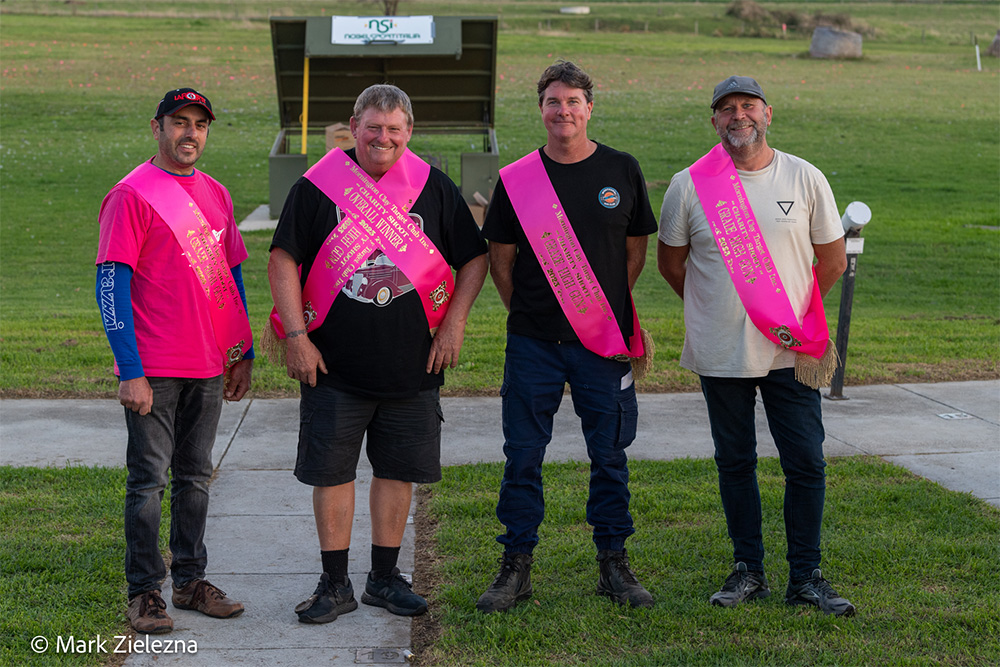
[777,201,794,215]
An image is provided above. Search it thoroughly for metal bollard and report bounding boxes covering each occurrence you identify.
[826,201,871,400]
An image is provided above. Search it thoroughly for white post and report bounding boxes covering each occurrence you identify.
[976,44,982,71]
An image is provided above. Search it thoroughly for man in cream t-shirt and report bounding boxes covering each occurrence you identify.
[658,76,855,616]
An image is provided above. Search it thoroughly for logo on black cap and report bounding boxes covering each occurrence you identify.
[155,88,215,121]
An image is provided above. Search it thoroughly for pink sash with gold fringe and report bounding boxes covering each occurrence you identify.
[500,150,643,358]
[120,162,251,367]
[268,148,453,338]
[688,143,829,358]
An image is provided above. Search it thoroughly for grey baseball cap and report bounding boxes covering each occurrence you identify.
[711,75,767,109]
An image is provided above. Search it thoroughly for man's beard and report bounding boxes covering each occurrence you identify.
[719,119,767,150]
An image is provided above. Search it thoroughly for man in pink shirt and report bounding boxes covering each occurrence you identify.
[96,88,253,634]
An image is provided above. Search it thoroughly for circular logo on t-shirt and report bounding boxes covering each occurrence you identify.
[599,187,620,209]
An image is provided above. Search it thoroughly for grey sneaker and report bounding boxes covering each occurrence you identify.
[709,562,771,607]
[785,569,856,617]
[295,573,358,624]
[596,549,654,608]
[476,552,533,613]
[361,567,428,617]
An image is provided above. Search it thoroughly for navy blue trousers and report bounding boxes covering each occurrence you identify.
[496,334,639,554]
[700,368,827,580]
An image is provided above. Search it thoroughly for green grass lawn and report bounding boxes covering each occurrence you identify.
[2,458,998,666]
[415,457,1000,666]
[0,3,997,397]
[0,466,170,667]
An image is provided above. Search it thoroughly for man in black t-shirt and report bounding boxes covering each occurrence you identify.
[478,61,657,613]
[268,84,487,624]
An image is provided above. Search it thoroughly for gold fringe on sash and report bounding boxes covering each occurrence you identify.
[259,321,287,368]
[629,328,655,381]
[794,341,840,390]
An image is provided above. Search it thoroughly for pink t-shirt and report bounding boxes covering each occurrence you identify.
[96,163,248,378]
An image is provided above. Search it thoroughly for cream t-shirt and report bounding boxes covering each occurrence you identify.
[659,149,844,377]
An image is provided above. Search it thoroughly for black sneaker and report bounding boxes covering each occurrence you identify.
[785,568,856,617]
[295,573,358,624]
[709,562,771,607]
[596,549,654,608]
[361,567,428,616]
[476,552,533,613]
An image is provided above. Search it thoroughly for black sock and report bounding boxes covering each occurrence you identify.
[371,544,400,580]
[321,549,349,582]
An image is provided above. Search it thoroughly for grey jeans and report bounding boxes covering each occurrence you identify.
[123,375,223,598]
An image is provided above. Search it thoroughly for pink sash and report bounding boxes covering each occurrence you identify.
[500,150,643,358]
[688,144,828,358]
[269,148,453,338]
[119,162,251,367]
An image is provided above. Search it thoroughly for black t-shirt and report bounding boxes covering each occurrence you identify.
[270,149,487,398]
[481,143,657,342]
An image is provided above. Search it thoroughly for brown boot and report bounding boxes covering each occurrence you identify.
[126,590,174,634]
[172,579,245,618]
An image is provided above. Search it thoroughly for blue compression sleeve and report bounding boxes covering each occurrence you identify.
[96,261,144,381]
[231,263,255,360]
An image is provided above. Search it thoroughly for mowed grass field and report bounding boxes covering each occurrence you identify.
[0,2,997,399]
[413,457,999,666]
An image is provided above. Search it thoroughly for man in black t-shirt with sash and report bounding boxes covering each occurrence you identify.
[478,61,657,613]
[268,84,487,624]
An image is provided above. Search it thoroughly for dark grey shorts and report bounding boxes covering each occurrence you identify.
[294,384,443,487]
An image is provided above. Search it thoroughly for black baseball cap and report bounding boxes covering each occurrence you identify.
[711,76,767,110]
[154,88,215,121]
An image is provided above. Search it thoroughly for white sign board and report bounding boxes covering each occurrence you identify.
[845,237,865,255]
[331,16,435,44]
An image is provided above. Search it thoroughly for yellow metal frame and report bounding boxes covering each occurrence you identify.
[300,56,310,154]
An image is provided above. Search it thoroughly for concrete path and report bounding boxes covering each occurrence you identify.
[2,380,998,665]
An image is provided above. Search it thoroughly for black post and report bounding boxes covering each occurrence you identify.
[826,228,860,400]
